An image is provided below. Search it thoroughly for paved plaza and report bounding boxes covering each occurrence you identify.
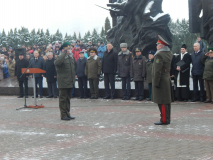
[0,96,213,160]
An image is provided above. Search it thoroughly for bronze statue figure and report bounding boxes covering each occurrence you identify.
[101,0,173,55]
[189,0,213,46]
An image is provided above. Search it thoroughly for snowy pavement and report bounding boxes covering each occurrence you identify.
[0,96,213,159]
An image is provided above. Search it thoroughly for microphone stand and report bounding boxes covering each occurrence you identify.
[16,59,34,110]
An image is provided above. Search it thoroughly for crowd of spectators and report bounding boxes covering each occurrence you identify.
[1,36,213,104]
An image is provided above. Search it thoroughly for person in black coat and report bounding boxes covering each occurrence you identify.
[15,53,29,98]
[29,50,45,98]
[102,43,117,99]
[44,52,57,98]
[75,51,87,99]
[173,44,191,101]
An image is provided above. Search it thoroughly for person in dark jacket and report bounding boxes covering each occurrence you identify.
[131,48,146,101]
[102,43,117,99]
[29,50,45,98]
[15,53,29,98]
[191,43,205,102]
[201,48,213,103]
[146,50,155,101]
[173,44,191,102]
[44,52,58,98]
[76,51,87,99]
[85,48,102,99]
[117,43,133,100]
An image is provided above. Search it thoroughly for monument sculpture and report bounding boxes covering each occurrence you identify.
[103,0,173,55]
[189,0,213,46]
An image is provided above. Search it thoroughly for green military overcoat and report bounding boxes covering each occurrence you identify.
[152,50,173,104]
[85,55,102,79]
[54,52,75,88]
[201,55,213,80]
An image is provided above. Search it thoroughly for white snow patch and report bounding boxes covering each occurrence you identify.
[166,128,174,130]
[149,126,155,130]
[20,110,32,112]
[0,130,45,135]
[144,1,154,14]
[150,13,168,21]
[199,9,203,18]
[55,134,70,137]
[99,126,105,128]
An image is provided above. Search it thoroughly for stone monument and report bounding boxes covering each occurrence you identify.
[189,0,213,46]
[105,0,173,55]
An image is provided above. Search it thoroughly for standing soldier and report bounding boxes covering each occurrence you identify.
[117,43,133,100]
[55,42,75,121]
[85,48,102,99]
[146,50,155,101]
[131,48,146,101]
[76,51,88,99]
[152,35,174,125]
[201,47,213,104]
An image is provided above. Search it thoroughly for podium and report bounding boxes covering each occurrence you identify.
[22,68,46,109]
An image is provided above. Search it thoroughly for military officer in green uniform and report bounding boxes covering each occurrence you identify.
[152,35,174,125]
[201,47,213,104]
[85,48,102,99]
[55,42,75,121]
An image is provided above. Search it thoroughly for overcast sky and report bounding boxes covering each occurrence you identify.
[0,0,188,36]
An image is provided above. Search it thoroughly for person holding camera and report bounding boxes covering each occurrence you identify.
[55,42,75,121]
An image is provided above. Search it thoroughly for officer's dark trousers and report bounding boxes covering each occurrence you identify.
[122,77,131,97]
[59,88,72,118]
[158,104,171,123]
[104,73,115,97]
[78,77,87,97]
[35,77,43,97]
[193,75,204,100]
[47,82,58,97]
[134,81,144,98]
[89,78,99,97]
[19,79,28,96]
[148,83,152,99]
